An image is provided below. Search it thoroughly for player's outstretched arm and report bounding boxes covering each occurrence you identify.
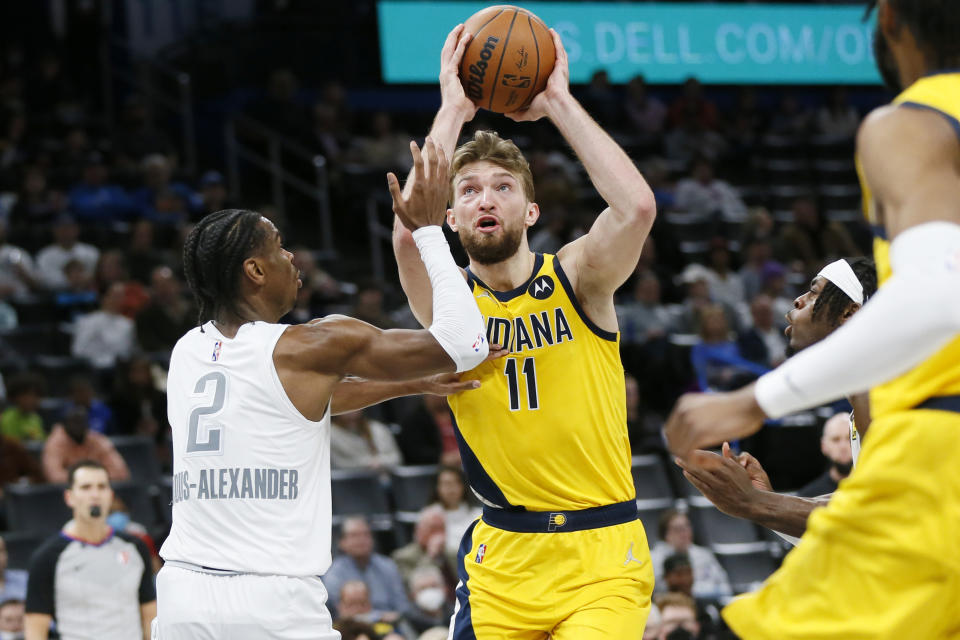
[393,24,476,327]
[677,444,829,540]
[330,373,480,415]
[506,29,656,300]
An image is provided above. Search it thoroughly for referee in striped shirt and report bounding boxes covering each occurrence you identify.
[24,460,155,640]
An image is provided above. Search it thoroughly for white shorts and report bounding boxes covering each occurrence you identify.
[154,565,340,640]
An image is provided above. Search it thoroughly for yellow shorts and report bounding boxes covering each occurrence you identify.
[724,407,960,639]
[451,501,654,640]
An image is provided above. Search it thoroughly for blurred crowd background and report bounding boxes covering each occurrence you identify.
[0,2,881,639]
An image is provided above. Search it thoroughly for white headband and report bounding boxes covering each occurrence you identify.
[817,259,864,305]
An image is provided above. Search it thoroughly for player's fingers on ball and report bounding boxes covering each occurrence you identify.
[442,24,462,56]
[453,30,472,63]
[550,29,567,61]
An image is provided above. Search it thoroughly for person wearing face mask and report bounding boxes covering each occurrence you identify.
[24,461,155,640]
[41,407,130,484]
[335,581,415,640]
[405,565,453,635]
[796,413,854,498]
[106,497,161,574]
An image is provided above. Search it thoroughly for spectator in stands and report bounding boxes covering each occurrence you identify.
[330,408,402,472]
[333,617,387,640]
[704,238,746,312]
[246,68,312,141]
[349,111,413,171]
[528,205,570,256]
[656,592,701,640]
[144,188,190,227]
[124,220,168,286]
[195,170,235,220]
[131,154,199,220]
[661,553,722,637]
[35,215,99,291]
[690,305,766,392]
[392,506,453,591]
[136,266,195,353]
[427,466,480,567]
[24,460,155,640]
[93,250,149,318]
[816,87,860,139]
[113,95,175,171]
[396,395,460,467]
[65,376,113,435]
[56,258,98,317]
[672,265,739,336]
[643,603,662,640]
[41,407,130,483]
[0,598,24,639]
[738,294,787,369]
[70,281,136,369]
[669,78,718,131]
[739,206,776,247]
[616,272,672,346]
[674,157,747,224]
[336,580,415,640]
[67,152,132,224]
[7,167,66,251]
[759,261,795,329]
[624,75,666,140]
[0,219,39,298]
[0,433,44,498]
[291,247,347,309]
[651,510,732,601]
[351,280,394,329]
[323,517,410,620]
[405,565,453,635]
[0,373,45,442]
[769,93,813,137]
[639,157,676,213]
[775,195,861,275]
[107,496,161,574]
[797,413,854,498]
[109,356,168,442]
[665,117,728,166]
[0,536,29,602]
[55,127,93,186]
[312,103,345,168]
[24,52,79,132]
[738,238,776,301]
[581,70,619,127]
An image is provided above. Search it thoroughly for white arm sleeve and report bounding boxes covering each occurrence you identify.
[756,221,960,418]
[412,226,488,372]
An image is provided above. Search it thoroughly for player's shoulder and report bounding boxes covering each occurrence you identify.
[858,102,957,153]
[275,315,370,373]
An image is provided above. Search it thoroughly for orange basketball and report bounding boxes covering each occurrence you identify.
[460,5,556,114]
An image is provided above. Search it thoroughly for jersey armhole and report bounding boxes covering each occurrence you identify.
[898,101,960,141]
[266,326,329,428]
[551,256,618,342]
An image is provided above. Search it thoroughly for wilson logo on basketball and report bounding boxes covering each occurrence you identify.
[465,36,500,101]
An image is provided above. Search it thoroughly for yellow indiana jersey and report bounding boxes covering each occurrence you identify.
[856,71,960,418]
[447,253,635,511]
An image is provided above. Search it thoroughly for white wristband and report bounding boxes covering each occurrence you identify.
[412,226,488,372]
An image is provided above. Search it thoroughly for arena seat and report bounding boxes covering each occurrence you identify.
[330,468,392,530]
[636,498,675,542]
[688,496,761,546]
[1,530,48,570]
[5,484,71,533]
[631,454,675,501]
[389,464,438,515]
[112,481,158,528]
[715,543,780,594]
[111,435,162,485]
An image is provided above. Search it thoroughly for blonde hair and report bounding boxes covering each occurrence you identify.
[451,130,535,203]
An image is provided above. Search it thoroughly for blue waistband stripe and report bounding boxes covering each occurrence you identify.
[482,499,638,533]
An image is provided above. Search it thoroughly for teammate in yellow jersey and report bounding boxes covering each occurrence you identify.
[391,25,657,640]
[664,1,960,637]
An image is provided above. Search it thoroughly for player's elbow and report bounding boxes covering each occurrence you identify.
[626,190,657,227]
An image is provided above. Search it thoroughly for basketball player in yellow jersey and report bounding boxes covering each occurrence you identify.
[390,25,656,640]
[663,1,960,637]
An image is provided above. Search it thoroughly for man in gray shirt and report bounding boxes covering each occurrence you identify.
[24,460,155,640]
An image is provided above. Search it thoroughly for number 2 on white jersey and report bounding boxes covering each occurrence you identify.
[186,371,227,456]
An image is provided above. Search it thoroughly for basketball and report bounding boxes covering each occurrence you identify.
[459,5,556,114]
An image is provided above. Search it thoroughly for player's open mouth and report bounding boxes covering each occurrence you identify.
[476,215,500,233]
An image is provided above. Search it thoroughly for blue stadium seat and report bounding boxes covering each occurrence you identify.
[330,468,392,531]
[110,436,162,485]
[389,464,438,515]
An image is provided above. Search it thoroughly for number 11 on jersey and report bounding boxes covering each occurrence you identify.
[504,357,539,411]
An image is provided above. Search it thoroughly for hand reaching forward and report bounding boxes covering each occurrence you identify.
[504,29,570,123]
[439,24,479,121]
[387,137,450,231]
[663,383,767,457]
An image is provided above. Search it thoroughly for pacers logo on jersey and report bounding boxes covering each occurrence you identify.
[475,543,487,564]
[528,275,555,300]
[548,513,567,531]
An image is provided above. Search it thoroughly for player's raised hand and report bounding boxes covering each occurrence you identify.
[676,448,763,520]
[663,384,767,457]
[387,137,450,231]
[439,24,479,121]
[726,441,772,491]
[504,28,570,122]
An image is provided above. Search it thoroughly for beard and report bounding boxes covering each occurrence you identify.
[832,460,854,476]
[458,224,525,265]
[873,26,902,92]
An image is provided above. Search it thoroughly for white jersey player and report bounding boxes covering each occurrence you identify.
[154,138,502,639]
[674,257,876,545]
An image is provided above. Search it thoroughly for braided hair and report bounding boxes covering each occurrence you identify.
[811,257,878,328]
[866,0,960,70]
[182,209,269,328]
